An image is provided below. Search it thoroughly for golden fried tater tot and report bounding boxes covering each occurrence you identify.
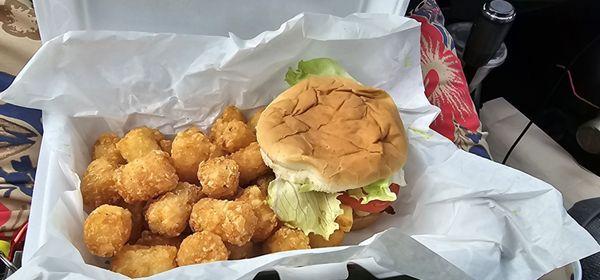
[136,230,183,248]
[247,107,265,132]
[83,205,132,257]
[236,186,278,242]
[189,198,257,246]
[198,157,239,199]
[142,182,202,238]
[209,106,246,141]
[228,142,270,185]
[176,231,229,266]
[92,132,125,164]
[336,205,353,233]
[171,127,223,183]
[225,241,256,260]
[263,226,310,253]
[115,150,178,203]
[212,120,256,154]
[111,245,177,278]
[172,182,204,204]
[145,191,192,237]
[254,172,275,196]
[159,139,173,155]
[308,229,345,248]
[122,202,145,243]
[221,106,246,123]
[209,118,227,141]
[116,126,164,162]
[81,158,121,212]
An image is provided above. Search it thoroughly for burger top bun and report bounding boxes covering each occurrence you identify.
[256,76,407,193]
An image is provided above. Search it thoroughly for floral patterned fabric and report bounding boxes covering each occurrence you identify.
[409,0,491,159]
[0,101,41,240]
[0,0,40,76]
[0,0,40,240]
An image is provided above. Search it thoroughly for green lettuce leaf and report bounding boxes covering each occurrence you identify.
[267,178,342,239]
[285,58,354,86]
[347,177,396,204]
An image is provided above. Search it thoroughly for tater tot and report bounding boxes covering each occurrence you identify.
[171,127,223,183]
[172,182,204,204]
[83,205,132,257]
[116,126,164,162]
[254,173,275,196]
[209,118,227,141]
[176,231,229,266]
[221,106,246,123]
[92,132,125,164]
[247,107,265,132]
[159,139,173,155]
[228,142,270,185]
[209,106,245,140]
[136,230,183,248]
[198,157,239,199]
[263,226,310,253]
[236,186,278,242]
[308,229,345,248]
[111,245,177,278]
[212,120,256,154]
[115,150,178,203]
[336,205,353,233]
[81,158,121,212]
[122,202,145,243]
[225,241,256,260]
[189,198,257,246]
[145,191,192,237]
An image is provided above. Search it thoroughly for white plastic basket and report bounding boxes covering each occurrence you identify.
[33,0,408,42]
[25,2,412,278]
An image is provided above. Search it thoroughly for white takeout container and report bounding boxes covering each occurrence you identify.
[33,0,409,42]
[27,1,410,274]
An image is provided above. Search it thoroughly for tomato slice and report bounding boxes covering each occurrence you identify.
[338,183,400,213]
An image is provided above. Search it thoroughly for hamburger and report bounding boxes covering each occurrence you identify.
[256,58,407,239]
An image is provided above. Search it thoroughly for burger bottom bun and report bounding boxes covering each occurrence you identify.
[350,213,381,231]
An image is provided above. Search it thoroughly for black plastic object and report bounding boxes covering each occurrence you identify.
[568,198,600,280]
[462,0,515,83]
[253,264,419,280]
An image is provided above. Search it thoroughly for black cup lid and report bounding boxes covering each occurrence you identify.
[483,0,516,23]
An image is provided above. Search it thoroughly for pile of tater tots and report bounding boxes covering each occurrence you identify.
[81,106,315,278]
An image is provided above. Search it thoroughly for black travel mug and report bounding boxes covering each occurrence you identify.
[462,0,515,84]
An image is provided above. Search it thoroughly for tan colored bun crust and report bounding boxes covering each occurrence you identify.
[256,76,407,192]
[351,213,381,231]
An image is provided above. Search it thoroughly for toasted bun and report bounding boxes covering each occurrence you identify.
[256,76,407,193]
[351,213,381,231]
